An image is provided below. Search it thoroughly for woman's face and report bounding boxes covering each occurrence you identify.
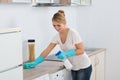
[52,21,66,33]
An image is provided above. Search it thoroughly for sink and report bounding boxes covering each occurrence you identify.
[85,48,98,54]
[85,50,93,54]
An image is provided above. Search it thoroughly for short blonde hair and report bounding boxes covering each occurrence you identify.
[52,10,66,24]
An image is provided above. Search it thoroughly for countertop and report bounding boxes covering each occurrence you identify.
[23,48,106,80]
[0,27,21,33]
[23,61,64,80]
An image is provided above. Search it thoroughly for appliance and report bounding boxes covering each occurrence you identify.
[49,69,65,80]
[0,28,23,80]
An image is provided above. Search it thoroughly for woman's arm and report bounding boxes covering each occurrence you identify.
[40,43,56,58]
[75,42,84,55]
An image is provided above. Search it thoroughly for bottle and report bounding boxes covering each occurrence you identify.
[55,51,73,70]
[28,39,35,62]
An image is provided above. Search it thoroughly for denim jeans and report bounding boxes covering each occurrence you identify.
[71,65,92,80]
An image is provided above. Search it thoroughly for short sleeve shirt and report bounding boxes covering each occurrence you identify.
[51,28,82,51]
[51,28,91,70]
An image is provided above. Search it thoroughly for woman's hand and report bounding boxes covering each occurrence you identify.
[23,56,44,69]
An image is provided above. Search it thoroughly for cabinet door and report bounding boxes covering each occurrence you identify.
[12,0,52,3]
[0,0,12,3]
[0,66,23,80]
[36,0,52,3]
[90,55,96,80]
[0,32,22,71]
[33,74,49,80]
[72,0,81,4]
[12,0,31,3]
[95,51,105,80]
[71,0,91,5]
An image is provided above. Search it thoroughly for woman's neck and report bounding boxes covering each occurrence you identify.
[60,27,69,34]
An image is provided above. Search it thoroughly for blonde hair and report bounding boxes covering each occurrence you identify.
[52,10,66,24]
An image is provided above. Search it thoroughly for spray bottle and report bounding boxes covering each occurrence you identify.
[56,51,73,70]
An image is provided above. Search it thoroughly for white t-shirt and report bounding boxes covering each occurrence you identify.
[51,28,91,70]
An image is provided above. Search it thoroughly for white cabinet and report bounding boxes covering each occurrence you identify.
[95,51,105,80]
[10,0,91,5]
[0,32,22,71]
[71,0,81,5]
[90,55,96,80]
[0,28,23,80]
[90,51,105,80]
[72,0,91,5]
[0,66,23,80]
[12,0,31,3]
[36,0,53,3]
[33,74,49,80]
[0,0,12,3]
[12,0,53,3]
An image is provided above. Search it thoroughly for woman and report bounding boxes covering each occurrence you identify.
[24,10,92,80]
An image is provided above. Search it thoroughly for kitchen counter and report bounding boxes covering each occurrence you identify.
[85,48,106,56]
[23,48,106,80]
[23,61,64,80]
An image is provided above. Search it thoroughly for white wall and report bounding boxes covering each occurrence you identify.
[0,3,78,60]
[76,0,120,80]
[0,0,120,79]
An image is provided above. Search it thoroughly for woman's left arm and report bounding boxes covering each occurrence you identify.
[75,42,85,55]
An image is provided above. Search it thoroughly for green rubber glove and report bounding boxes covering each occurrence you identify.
[23,56,44,69]
[56,49,76,59]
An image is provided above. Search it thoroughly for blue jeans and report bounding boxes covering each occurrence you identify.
[71,65,92,80]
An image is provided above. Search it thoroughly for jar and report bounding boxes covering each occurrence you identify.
[28,39,35,62]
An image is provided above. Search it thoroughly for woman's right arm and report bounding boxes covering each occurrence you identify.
[40,43,56,58]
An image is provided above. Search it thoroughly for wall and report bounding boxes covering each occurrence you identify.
[0,3,78,60]
[0,0,120,80]
[76,0,120,80]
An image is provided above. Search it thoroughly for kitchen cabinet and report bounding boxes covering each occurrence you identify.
[33,74,49,80]
[2,0,92,6]
[54,0,91,5]
[90,51,105,80]
[0,66,23,80]
[12,0,31,3]
[90,55,96,80]
[0,0,12,3]
[12,0,53,3]
[0,28,23,80]
[95,51,105,80]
